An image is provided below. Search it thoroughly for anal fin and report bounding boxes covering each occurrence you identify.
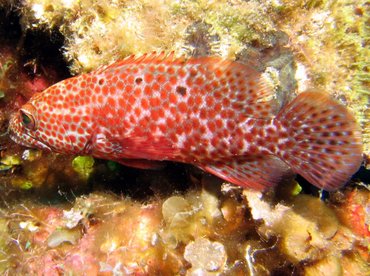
[199,156,292,190]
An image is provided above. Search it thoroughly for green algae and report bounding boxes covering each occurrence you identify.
[72,156,95,180]
[20,180,33,190]
[1,154,21,166]
[11,177,34,190]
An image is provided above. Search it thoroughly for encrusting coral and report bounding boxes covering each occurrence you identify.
[0,182,369,274]
[0,0,369,274]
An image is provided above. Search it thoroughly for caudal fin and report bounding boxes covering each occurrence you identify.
[276,91,363,191]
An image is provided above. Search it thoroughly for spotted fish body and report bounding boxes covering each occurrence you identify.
[9,53,363,191]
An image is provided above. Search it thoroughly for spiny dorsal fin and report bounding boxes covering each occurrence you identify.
[96,51,186,74]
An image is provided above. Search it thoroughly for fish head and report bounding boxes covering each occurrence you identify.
[9,80,91,154]
[9,100,53,151]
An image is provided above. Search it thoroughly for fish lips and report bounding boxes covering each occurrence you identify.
[8,115,52,151]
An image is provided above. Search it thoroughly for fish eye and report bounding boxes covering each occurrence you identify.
[20,110,36,130]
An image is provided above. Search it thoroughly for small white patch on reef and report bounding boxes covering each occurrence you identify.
[295,62,309,92]
[63,208,84,229]
[184,237,227,273]
[31,4,44,20]
[19,221,39,232]
[62,0,75,9]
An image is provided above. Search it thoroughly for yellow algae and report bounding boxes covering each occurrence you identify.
[71,156,95,180]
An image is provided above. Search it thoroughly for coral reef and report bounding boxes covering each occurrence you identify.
[0,0,369,274]
[0,181,369,274]
[246,190,369,267]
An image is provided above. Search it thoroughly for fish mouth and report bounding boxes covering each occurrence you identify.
[8,115,53,151]
[9,128,52,151]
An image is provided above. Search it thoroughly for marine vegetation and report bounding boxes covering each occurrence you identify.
[0,0,369,274]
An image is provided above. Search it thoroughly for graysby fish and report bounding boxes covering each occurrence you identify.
[9,52,363,191]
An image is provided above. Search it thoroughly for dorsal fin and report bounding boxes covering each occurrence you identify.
[95,51,187,74]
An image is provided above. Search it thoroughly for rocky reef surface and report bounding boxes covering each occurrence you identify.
[0,0,369,274]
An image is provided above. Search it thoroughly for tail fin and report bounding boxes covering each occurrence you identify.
[276,91,363,191]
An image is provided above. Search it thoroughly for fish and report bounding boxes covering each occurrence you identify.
[9,52,363,191]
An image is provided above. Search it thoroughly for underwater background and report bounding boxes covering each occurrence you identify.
[0,0,369,274]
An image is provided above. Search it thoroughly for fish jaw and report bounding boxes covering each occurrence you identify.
[9,112,52,151]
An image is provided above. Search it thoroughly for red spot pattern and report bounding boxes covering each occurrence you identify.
[82,55,278,162]
[9,53,362,191]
